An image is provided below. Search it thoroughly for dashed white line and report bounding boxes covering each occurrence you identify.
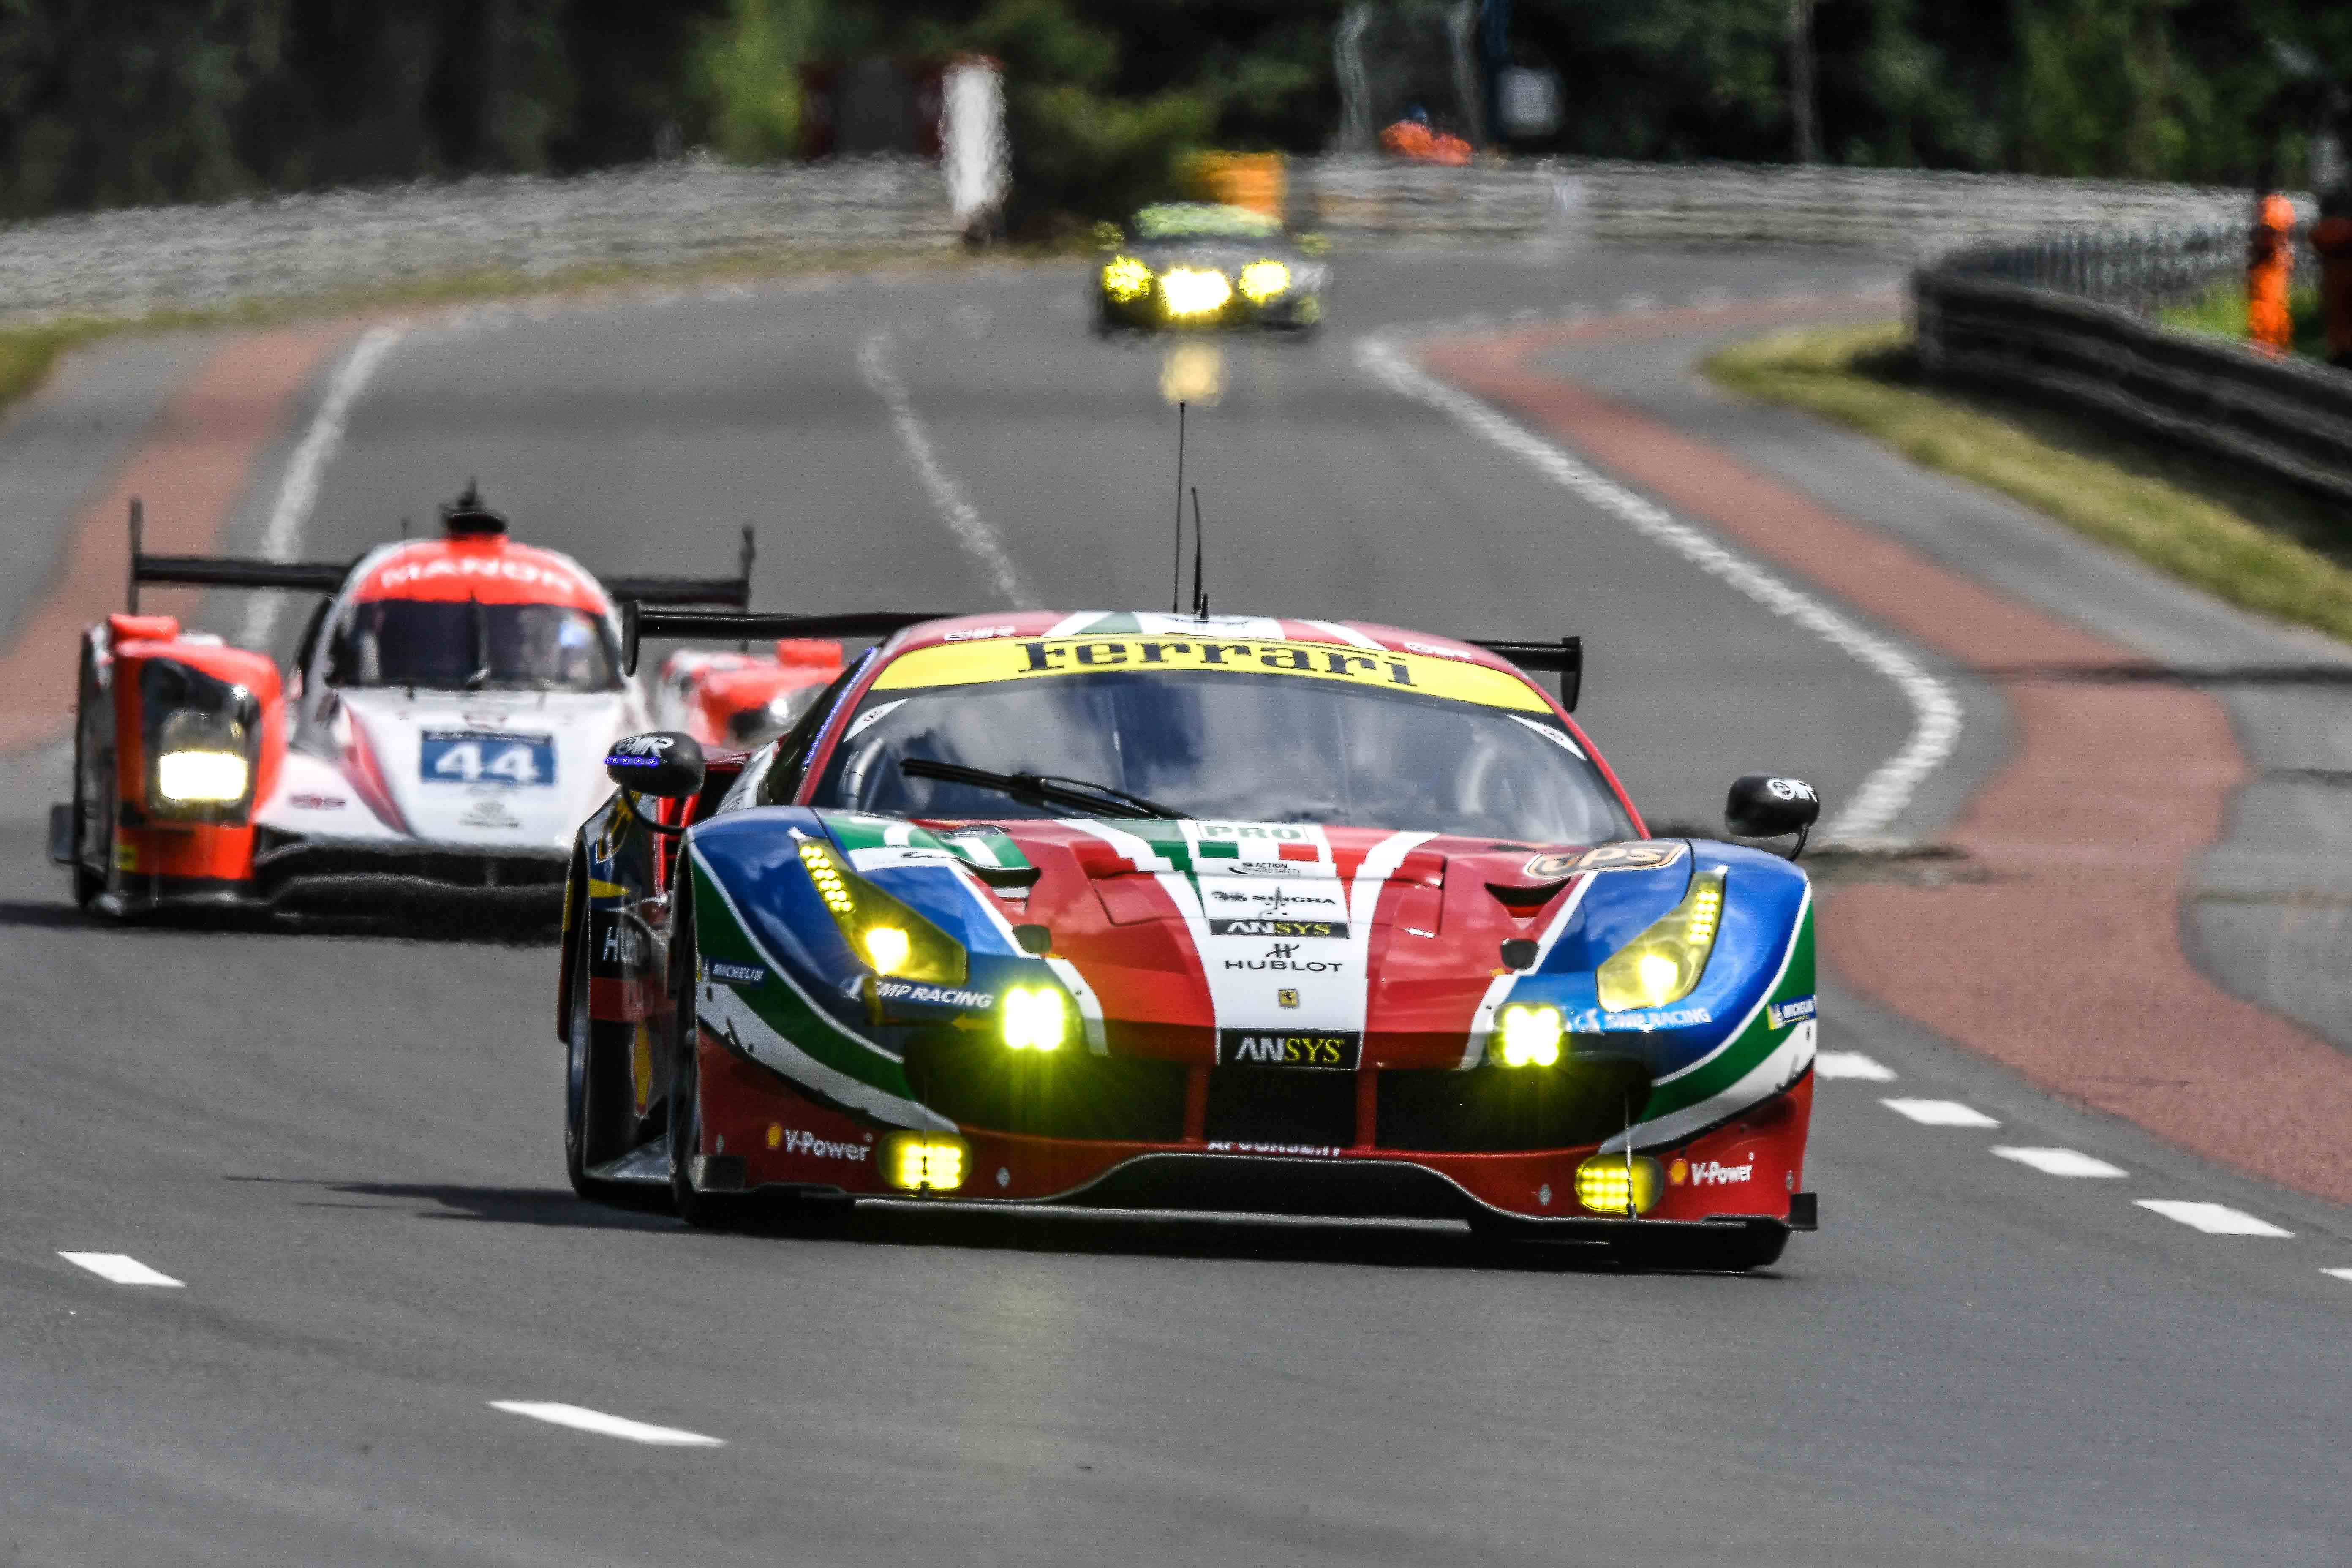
[1356,331,1960,841]
[1991,1146,2127,1178]
[2323,1269,2352,1283]
[857,328,1037,607]
[1815,1051,1895,1081]
[1880,1097,1999,1127]
[235,323,406,649]
[490,1402,726,1447]
[2135,1200,2292,1237]
[59,1252,184,1287]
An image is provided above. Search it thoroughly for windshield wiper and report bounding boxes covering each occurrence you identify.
[898,758,1180,819]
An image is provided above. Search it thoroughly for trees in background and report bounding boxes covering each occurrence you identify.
[0,0,2344,225]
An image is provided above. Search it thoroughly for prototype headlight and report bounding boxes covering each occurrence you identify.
[1236,259,1291,303]
[1101,255,1152,302]
[796,839,966,985]
[1159,267,1232,317]
[883,1134,968,1192]
[1493,1004,1563,1067]
[1594,868,1726,1013]
[142,662,258,818]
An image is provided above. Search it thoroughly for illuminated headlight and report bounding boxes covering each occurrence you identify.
[1159,268,1232,318]
[796,840,967,984]
[884,1134,968,1192]
[1575,1154,1663,1216]
[1001,986,1069,1051]
[155,750,249,803]
[1494,1004,1563,1067]
[1595,868,1726,1013]
[1236,259,1291,304]
[1101,255,1152,302]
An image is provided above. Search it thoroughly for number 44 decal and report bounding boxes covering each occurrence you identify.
[420,731,556,787]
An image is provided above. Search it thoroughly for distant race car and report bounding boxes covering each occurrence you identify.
[53,487,752,918]
[561,607,1823,1269]
[1093,203,1328,334]
[649,638,845,752]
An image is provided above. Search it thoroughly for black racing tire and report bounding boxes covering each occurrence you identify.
[68,661,107,910]
[564,906,645,1209]
[666,879,745,1230]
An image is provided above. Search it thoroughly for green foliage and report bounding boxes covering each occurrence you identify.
[691,0,820,163]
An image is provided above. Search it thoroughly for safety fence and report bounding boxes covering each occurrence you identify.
[0,155,958,324]
[1289,156,2254,257]
[1914,221,2352,508]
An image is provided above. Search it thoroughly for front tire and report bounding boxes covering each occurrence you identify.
[666,877,742,1229]
[564,907,644,1207]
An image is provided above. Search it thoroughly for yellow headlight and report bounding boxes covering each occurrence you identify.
[1002,986,1069,1051]
[1159,268,1233,317]
[1101,255,1152,302]
[1575,1154,1663,1215]
[863,926,911,975]
[1595,869,1726,1013]
[155,751,248,803]
[885,1135,968,1192]
[1237,259,1291,304]
[1494,1004,1563,1067]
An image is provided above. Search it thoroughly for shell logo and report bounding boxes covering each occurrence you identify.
[1668,1157,1689,1187]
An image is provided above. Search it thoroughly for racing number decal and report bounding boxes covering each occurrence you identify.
[420,730,556,787]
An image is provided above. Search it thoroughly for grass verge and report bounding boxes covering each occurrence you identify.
[0,240,1011,425]
[1702,322,2352,646]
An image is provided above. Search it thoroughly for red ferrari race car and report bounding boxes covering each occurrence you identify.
[648,638,845,751]
[562,609,1823,1268]
[52,487,754,919]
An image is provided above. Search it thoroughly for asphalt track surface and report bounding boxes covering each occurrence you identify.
[4,249,2350,1565]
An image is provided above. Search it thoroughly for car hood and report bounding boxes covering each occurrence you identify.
[266,686,639,848]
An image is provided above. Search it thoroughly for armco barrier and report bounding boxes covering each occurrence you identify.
[1915,251,2352,508]
[0,155,957,324]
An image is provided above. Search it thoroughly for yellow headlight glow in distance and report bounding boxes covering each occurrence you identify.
[1101,255,1152,302]
[1002,987,1069,1051]
[1159,268,1233,318]
[1236,259,1291,303]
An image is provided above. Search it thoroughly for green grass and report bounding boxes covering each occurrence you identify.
[1703,322,2352,646]
[0,240,1006,426]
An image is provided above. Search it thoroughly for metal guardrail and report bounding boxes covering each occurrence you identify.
[1915,224,2352,508]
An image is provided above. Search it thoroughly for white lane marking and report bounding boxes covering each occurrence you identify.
[234,324,406,650]
[1815,1050,1895,1081]
[1880,1097,1999,1127]
[59,1252,184,1287]
[1991,1146,2128,1178]
[2134,1200,2292,1237]
[857,328,1037,608]
[1356,333,1960,842]
[2323,1269,2352,1283]
[490,1402,726,1447]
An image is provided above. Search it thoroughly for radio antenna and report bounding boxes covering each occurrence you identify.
[1171,400,1187,613]
[1190,486,1208,618]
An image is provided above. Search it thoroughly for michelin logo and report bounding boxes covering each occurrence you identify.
[704,959,767,987]
[1768,995,1817,1029]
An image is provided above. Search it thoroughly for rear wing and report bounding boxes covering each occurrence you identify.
[1470,636,1582,710]
[620,605,951,677]
[125,501,758,618]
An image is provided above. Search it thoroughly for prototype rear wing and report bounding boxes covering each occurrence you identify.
[1469,635,1582,711]
[620,605,952,677]
[125,501,758,618]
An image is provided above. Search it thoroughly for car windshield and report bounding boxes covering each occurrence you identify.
[1131,202,1282,241]
[809,670,1634,844]
[325,599,620,692]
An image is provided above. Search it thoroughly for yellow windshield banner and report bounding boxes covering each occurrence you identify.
[871,636,1553,713]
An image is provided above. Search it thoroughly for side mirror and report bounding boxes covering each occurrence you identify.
[606,732,705,799]
[1726,773,1820,854]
